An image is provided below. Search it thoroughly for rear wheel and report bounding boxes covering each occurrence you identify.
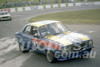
[46,50,55,63]
[19,43,29,53]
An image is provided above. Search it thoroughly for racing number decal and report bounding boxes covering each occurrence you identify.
[32,39,46,51]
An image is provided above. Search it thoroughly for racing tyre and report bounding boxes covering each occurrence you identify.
[46,50,55,63]
[19,43,29,53]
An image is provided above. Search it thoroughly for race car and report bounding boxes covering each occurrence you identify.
[15,20,94,63]
[0,11,12,21]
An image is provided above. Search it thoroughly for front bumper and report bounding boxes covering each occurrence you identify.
[56,48,93,61]
[0,17,11,20]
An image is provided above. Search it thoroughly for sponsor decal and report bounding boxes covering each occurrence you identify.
[55,50,96,59]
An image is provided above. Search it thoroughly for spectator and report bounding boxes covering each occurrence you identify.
[58,0,61,3]
[56,0,58,3]
[30,0,34,5]
[85,0,88,2]
[22,1,25,6]
[1,3,5,7]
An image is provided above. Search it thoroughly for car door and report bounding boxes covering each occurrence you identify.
[32,27,46,54]
[21,25,33,50]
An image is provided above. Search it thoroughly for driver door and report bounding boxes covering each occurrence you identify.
[32,27,46,54]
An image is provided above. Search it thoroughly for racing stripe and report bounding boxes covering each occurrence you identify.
[46,35,72,46]
[46,32,90,46]
[76,36,90,41]
[63,32,90,41]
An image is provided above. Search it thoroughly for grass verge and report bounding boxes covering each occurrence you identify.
[28,9,100,24]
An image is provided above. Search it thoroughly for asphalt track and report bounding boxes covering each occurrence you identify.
[0,5,100,67]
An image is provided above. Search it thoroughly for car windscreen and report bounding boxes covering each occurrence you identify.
[0,12,8,15]
[39,22,69,37]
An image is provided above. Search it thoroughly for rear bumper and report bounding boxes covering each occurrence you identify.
[56,48,92,61]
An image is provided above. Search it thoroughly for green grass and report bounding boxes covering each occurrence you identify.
[28,9,100,24]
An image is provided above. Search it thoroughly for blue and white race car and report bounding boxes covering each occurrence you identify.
[15,20,94,63]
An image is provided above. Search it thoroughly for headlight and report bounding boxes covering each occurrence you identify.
[88,40,93,47]
[8,16,11,18]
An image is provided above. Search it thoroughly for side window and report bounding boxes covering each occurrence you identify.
[32,27,40,38]
[24,25,31,35]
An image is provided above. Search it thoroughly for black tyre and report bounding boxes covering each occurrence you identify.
[46,50,55,63]
[19,43,29,53]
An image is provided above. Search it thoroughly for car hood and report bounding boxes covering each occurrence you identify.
[0,14,11,17]
[45,31,91,46]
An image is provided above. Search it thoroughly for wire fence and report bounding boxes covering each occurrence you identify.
[0,0,100,9]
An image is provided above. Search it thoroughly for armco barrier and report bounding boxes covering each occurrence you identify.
[68,3,74,7]
[25,7,31,11]
[60,3,66,7]
[10,8,16,12]
[17,7,23,12]
[53,4,59,8]
[95,2,100,5]
[75,3,81,6]
[45,5,51,9]
[9,7,31,12]
[0,2,100,13]
[38,5,44,9]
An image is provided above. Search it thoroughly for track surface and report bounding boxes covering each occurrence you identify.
[0,5,100,67]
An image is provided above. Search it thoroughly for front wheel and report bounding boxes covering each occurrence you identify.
[19,43,29,53]
[46,50,55,63]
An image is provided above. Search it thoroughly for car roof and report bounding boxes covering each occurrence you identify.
[0,11,8,13]
[29,20,60,27]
